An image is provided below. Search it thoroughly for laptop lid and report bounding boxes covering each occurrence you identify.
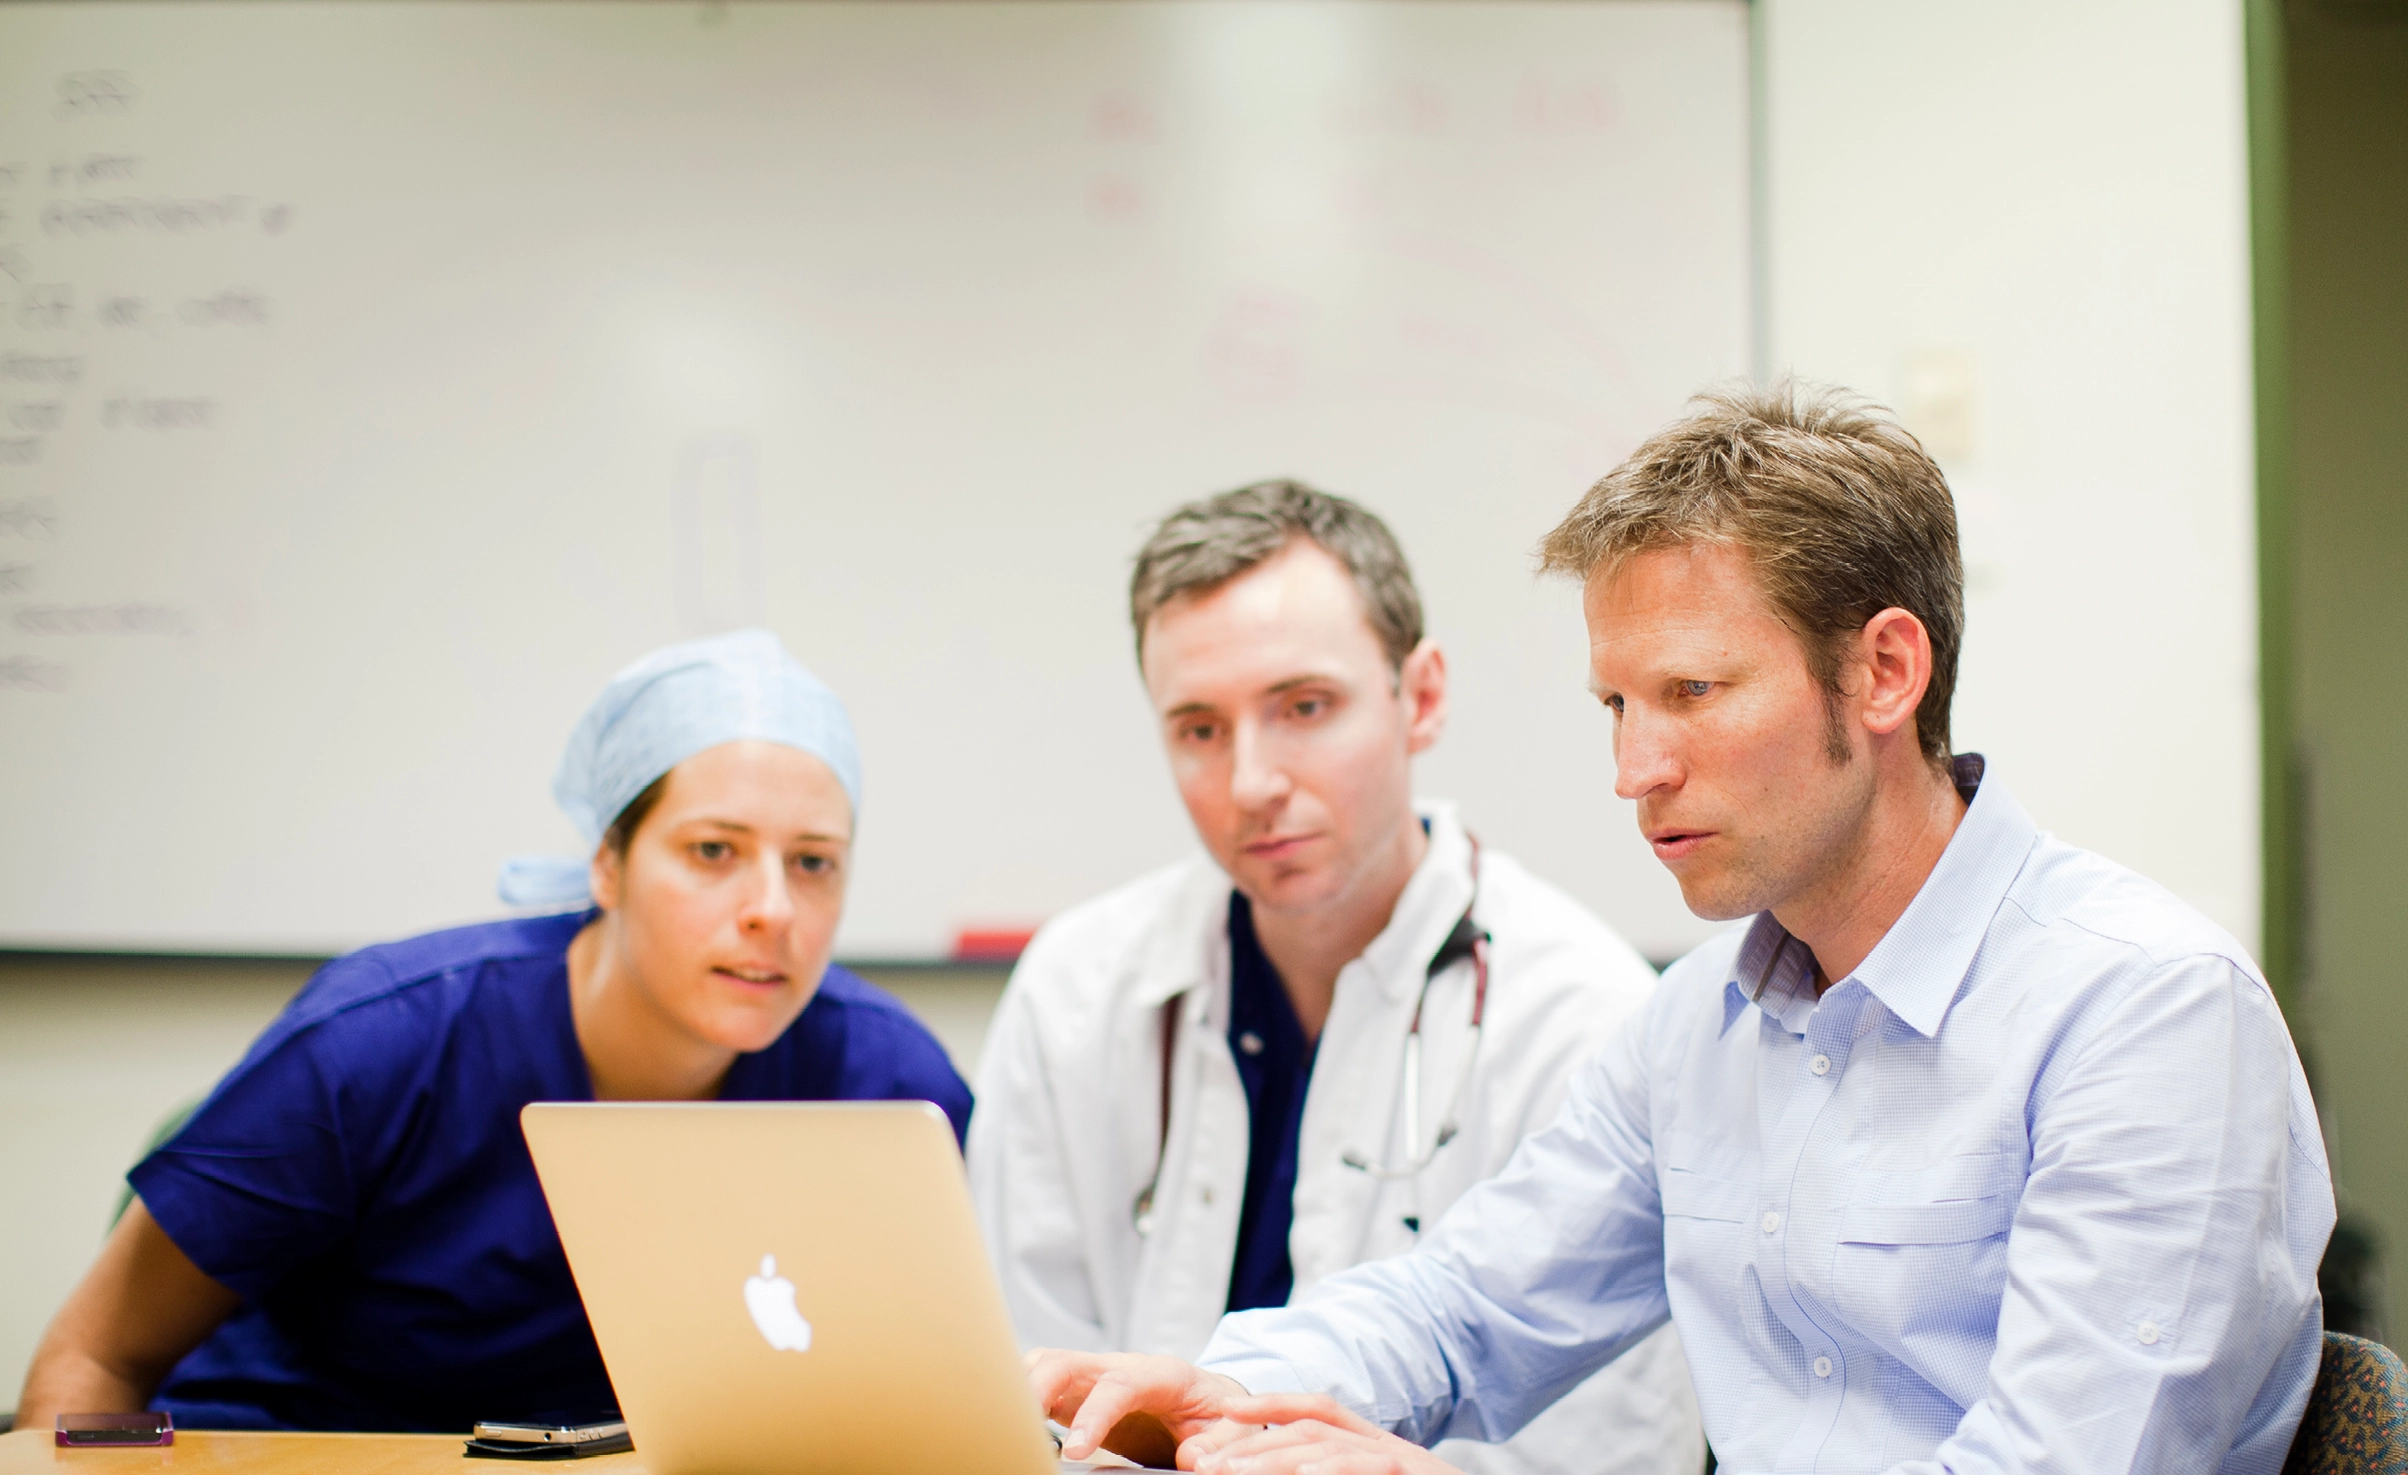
[523,1100,1062,1475]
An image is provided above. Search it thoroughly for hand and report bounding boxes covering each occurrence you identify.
[1188,1394,1462,1475]
[1026,1348,1251,1466]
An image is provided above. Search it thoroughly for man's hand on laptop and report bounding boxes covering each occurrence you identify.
[1184,1393,1454,1475]
[1029,1352,1453,1475]
[1029,1349,1248,1466]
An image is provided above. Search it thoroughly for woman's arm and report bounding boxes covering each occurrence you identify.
[16,1198,242,1429]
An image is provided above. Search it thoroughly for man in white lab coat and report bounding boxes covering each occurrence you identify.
[967,481,1702,1475]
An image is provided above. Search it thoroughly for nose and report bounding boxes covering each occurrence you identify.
[1611,704,1683,803]
[1228,716,1292,814]
[736,850,794,935]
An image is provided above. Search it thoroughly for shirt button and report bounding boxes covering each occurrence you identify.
[1810,1054,1832,1076]
[1761,1211,1781,1234]
[1813,1356,1833,1378]
[1238,1031,1265,1056]
[1200,1185,1215,1205]
[2137,1321,2160,1345]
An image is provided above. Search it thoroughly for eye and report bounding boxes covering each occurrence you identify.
[693,840,734,862]
[1177,720,1219,744]
[1290,696,1327,719]
[1602,693,1624,715]
[793,852,834,876]
[1678,680,1713,698]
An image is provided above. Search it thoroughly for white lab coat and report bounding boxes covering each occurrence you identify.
[968,802,1703,1475]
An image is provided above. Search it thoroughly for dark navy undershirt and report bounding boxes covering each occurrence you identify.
[1225,892,1318,1312]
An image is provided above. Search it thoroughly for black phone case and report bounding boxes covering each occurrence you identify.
[462,1431,633,1461]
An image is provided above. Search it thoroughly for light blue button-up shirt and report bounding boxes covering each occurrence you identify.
[1201,760,2333,1474]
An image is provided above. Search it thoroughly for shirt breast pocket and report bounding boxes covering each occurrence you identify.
[1661,1166,1752,1295]
[1829,1153,2020,1354]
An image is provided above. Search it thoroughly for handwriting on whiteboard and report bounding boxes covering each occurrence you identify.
[15,604,190,637]
[0,654,70,693]
[54,71,136,118]
[2,72,284,693]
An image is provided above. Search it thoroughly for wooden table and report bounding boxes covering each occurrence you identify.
[0,1430,648,1474]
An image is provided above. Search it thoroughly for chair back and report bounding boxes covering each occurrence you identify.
[2286,1331,2408,1475]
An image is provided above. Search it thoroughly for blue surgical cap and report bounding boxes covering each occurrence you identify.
[496,629,862,909]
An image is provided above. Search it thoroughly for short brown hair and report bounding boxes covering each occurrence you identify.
[1537,379,1964,763]
[1130,479,1424,672]
[601,772,670,856]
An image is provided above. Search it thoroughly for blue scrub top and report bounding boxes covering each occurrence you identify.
[1223,893,1318,1313]
[129,910,971,1433]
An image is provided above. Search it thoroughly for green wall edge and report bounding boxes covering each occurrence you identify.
[2243,0,2297,1019]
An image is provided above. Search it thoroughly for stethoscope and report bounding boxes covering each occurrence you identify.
[1130,840,1490,1239]
[1339,899,1490,1181]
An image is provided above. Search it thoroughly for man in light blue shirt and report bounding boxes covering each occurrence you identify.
[1032,381,2333,1475]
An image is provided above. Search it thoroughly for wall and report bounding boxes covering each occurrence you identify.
[2286,0,2408,1342]
[0,956,303,1416]
[1759,0,2263,951]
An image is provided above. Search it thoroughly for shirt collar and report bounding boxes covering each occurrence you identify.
[1136,860,1236,1010]
[1721,754,2040,1039]
[1357,800,1477,1003]
[1721,919,1818,1036]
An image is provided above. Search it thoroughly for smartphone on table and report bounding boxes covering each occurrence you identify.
[464,1417,631,1460]
[56,1412,173,1447]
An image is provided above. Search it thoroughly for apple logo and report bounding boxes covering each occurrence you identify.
[742,1254,813,1353]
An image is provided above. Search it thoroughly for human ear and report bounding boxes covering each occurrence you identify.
[588,842,624,912]
[1856,607,1933,740]
[1399,639,1449,757]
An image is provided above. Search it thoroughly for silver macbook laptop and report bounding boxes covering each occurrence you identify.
[524,1100,1101,1475]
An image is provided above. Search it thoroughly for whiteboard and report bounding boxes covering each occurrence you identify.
[0,1,1752,959]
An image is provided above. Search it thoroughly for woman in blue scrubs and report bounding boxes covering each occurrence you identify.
[15,630,970,1433]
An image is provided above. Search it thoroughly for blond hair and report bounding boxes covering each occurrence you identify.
[1538,379,1964,763]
